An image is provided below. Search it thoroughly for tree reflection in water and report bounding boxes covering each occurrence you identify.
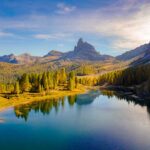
[14,97,65,121]
[101,90,150,117]
[14,90,150,121]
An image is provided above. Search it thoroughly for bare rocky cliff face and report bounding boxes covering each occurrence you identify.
[74,38,100,55]
[62,38,113,61]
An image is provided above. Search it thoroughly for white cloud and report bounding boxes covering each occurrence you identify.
[0,31,14,37]
[56,3,76,14]
[52,2,150,50]
[0,0,149,51]
[34,33,72,40]
[34,34,52,40]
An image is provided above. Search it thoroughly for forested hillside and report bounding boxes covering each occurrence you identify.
[0,58,125,83]
[0,40,150,98]
[78,64,150,95]
[0,68,79,94]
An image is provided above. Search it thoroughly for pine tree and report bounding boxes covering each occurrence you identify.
[13,82,20,94]
[68,71,75,91]
[53,71,59,89]
[47,72,54,89]
[75,77,78,88]
[59,68,67,84]
[38,84,42,93]
[41,73,49,91]
[20,74,31,92]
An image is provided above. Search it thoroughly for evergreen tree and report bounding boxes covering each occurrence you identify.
[68,71,75,91]
[59,68,67,84]
[41,73,49,90]
[53,71,59,89]
[47,72,54,89]
[20,74,31,92]
[38,84,42,93]
[75,77,78,88]
[13,82,20,94]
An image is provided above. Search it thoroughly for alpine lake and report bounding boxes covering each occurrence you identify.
[0,90,150,150]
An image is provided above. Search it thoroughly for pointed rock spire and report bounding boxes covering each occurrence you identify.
[77,38,84,46]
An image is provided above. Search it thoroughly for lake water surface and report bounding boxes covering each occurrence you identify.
[0,90,150,150]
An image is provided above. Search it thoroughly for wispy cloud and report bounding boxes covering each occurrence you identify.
[52,2,150,50]
[34,33,72,40]
[56,3,76,14]
[0,0,149,53]
[0,31,14,37]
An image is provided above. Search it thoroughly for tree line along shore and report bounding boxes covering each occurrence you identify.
[0,64,150,110]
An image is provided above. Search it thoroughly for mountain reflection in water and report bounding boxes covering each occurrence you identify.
[14,90,150,121]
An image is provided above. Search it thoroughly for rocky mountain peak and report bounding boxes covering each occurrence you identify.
[62,38,113,61]
[0,38,113,63]
[77,38,84,46]
[74,38,99,55]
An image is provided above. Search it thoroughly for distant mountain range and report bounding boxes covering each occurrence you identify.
[45,38,113,61]
[0,38,150,65]
[117,42,150,65]
[0,53,39,64]
[0,38,113,64]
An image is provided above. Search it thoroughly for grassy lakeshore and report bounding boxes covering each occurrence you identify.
[0,88,86,112]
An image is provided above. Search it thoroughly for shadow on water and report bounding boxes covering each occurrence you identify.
[101,90,150,118]
[14,90,150,121]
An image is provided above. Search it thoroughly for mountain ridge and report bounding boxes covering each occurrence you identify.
[62,38,113,61]
[0,38,114,64]
[0,39,150,65]
[116,42,150,61]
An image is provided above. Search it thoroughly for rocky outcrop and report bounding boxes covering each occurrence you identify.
[63,38,113,61]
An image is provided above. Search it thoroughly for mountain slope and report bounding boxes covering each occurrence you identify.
[0,54,17,63]
[0,38,114,64]
[0,53,40,64]
[44,50,64,57]
[131,47,150,66]
[15,53,40,64]
[116,42,150,61]
[63,38,113,61]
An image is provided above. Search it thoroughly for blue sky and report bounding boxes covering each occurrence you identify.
[0,0,150,56]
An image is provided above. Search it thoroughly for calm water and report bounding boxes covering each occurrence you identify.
[0,90,150,150]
